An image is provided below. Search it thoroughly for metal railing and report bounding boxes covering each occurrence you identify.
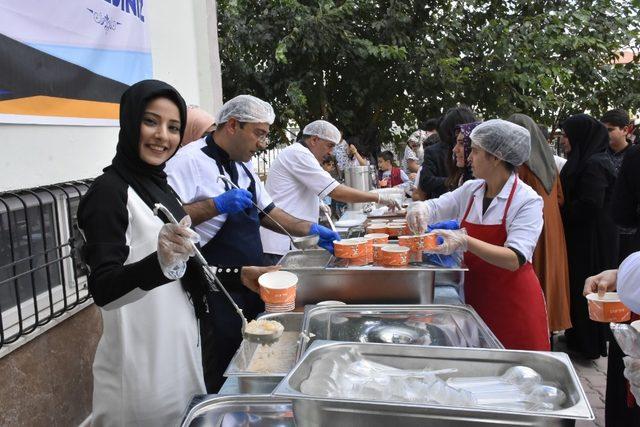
[0,181,92,350]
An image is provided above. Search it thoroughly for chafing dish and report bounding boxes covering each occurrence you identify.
[180,394,293,427]
[297,304,502,358]
[273,341,594,426]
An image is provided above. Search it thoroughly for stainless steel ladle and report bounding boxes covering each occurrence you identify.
[216,175,319,250]
[153,203,282,344]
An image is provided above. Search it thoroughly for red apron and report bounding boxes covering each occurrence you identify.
[462,176,550,351]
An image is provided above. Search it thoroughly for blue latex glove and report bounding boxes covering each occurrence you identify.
[427,220,460,245]
[309,223,341,254]
[212,189,253,214]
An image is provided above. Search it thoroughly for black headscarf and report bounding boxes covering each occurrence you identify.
[107,79,207,318]
[560,113,610,200]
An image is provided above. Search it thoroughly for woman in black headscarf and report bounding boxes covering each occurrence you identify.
[78,80,270,426]
[560,113,617,359]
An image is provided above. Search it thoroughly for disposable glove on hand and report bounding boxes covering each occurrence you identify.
[376,193,401,211]
[623,356,640,403]
[427,220,460,232]
[407,202,434,234]
[310,223,341,254]
[157,216,199,280]
[430,228,468,255]
[213,188,253,214]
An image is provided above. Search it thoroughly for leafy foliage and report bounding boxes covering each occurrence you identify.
[217,0,640,149]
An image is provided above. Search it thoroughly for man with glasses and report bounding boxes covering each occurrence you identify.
[260,120,401,262]
[165,95,337,393]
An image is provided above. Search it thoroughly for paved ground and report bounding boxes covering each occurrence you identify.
[553,335,607,427]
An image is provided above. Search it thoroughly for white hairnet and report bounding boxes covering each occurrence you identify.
[215,95,275,125]
[407,130,428,145]
[302,120,341,144]
[469,119,531,166]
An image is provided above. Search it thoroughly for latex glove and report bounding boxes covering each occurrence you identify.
[427,220,460,232]
[240,265,281,293]
[583,269,617,297]
[157,216,199,280]
[310,223,341,254]
[407,202,434,234]
[623,356,640,403]
[430,228,468,255]
[376,193,401,211]
[213,188,253,214]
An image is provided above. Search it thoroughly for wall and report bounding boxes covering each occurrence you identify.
[0,305,102,427]
[0,0,222,192]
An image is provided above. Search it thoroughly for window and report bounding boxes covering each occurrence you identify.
[0,181,92,349]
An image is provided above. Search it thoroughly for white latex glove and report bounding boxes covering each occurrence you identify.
[407,201,434,234]
[157,215,199,280]
[430,228,469,255]
[376,193,401,211]
[623,356,640,403]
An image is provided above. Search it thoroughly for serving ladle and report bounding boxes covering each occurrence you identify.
[216,175,319,250]
[319,200,337,232]
[153,203,282,345]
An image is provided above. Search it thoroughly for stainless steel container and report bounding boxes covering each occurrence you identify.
[297,304,502,358]
[224,312,303,393]
[344,165,374,211]
[180,394,293,427]
[273,341,594,426]
[278,249,466,306]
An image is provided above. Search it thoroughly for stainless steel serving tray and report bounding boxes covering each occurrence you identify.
[297,304,502,358]
[180,394,294,427]
[278,250,466,306]
[224,312,303,394]
[273,341,594,427]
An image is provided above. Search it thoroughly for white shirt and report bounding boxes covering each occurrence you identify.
[554,155,567,172]
[618,251,640,314]
[165,137,273,245]
[423,173,543,262]
[260,143,340,255]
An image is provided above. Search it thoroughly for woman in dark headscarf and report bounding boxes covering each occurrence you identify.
[77,80,270,425]
[450,121,482,187]
[508,113,571,334]
[419,106,476,198]
[559,113,617,359]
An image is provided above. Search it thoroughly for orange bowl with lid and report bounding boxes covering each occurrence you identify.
[586,292,631,323]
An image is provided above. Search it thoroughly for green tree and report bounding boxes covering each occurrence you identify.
[217,0,640,150]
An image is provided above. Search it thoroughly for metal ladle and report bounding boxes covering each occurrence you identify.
[153,203,282,345]
[216,175,319,250]
[319,200,337,232]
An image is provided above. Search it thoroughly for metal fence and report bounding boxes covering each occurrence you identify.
[0,181,92,350]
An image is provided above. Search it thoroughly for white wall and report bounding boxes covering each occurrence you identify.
[0,0,222,191]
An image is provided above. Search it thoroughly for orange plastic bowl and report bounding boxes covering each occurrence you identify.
[398,235,425,252]
[423,233,438,251]
[381,245,410,267]
[386,225,405,237]
[258,271,298,305]
[372,243,390,265]
[334,238,368,259]
[366,224,387,234]
[586,292,631,323]
[347,254,369,267]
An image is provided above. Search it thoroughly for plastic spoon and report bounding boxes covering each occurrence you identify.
[217,176,319,250]
[153,203,282,344]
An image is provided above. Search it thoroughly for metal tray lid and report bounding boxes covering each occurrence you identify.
[274,341,594,422]
[297,304,503,359]
[180,394,293,427]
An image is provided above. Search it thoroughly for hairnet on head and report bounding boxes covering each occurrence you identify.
[302,120,341,144]
[215,94,275,125]
[407,130,428,146]
[469,119,531,166]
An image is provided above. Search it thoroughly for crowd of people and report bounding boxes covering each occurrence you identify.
[77,78,640,426]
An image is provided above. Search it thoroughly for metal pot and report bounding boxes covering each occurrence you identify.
[344,165,376,211]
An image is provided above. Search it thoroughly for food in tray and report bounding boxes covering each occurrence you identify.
[245,319,285,336]
[246,331,299,373]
